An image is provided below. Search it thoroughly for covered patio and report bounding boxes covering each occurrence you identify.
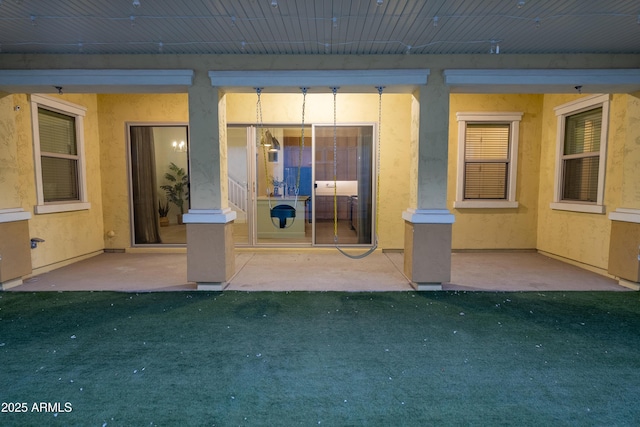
[9,251,627,293]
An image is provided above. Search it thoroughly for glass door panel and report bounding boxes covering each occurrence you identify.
[129,125,189,245]
[227,126,251,245]
[313,125,374,246]
[255,126,312,245]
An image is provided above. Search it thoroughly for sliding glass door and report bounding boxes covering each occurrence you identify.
[254,126,312,245]
[128,125,189,245]
[227,127,251,245]
[227,124,375,248]
[312,125,375,246]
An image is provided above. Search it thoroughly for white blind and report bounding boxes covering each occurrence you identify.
[38,108,77,155]
[41,157,79,201]
[38,108,79,202]
[564,107,602,155]
[464,123,510,199]
[562,107,602,202]
[465,123,510,159]
[562,157,599,202]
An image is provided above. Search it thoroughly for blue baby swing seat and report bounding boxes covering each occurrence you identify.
[270,204,296,229]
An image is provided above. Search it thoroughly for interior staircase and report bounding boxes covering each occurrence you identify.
[228,175,247,222]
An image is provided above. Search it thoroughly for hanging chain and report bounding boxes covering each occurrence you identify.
[332,87,338,184]
[377,86,383,174]
[296,87,307,198]
[256,87,264,140]
[256,88,270,197]
[375,86,384,244]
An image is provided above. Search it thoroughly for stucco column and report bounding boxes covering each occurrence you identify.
[608,92,640,289]
[403,72,455,290]
[0,93,32,289]
[183,73,236,290]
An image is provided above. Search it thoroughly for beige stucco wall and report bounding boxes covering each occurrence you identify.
[96,92,411,250]
[0,94,22,209]
[409,93,419,210]
[620,93,640,209]
[448,94,543,249]
[98,94,189,249]
[7,93,105,271]
[7,88,631,266]
[226,92,411,249]
[536,93,629,271]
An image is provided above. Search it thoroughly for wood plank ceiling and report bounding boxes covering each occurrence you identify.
[0,0,638,55]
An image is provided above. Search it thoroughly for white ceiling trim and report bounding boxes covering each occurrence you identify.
[0,69,194,93]
[209,69,430,93]
[444,69,640,94]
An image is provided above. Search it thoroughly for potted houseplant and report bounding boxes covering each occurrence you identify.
[158,198,170,227]
[160,162,189,224]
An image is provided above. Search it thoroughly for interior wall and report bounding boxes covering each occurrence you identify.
[536,93,628,272]
[98,93,189,249]
[226,92,411,249]
[227,126,248,226]
[448,94,543,249]
[10,93,105,272]
[153,126,189,224]
[227,127,247,184]
[256,128,285,197]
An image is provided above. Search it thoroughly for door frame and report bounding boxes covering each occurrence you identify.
[230,122,378,248]
[126,121,190,247]
[249,124,313,247]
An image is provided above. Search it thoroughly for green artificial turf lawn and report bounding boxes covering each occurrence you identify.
[1,291,640,426]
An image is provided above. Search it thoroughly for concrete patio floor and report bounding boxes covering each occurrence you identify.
[7,250,629,293]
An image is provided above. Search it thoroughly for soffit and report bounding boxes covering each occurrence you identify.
[0,0,638,55]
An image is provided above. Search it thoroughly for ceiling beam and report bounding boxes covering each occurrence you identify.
[209,69,430,93]
[0,69,194,93]
[444,69,640,94]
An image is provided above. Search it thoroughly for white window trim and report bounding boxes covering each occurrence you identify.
[30,94,90,214]
[454,112,523,209]
[551,94,610,214]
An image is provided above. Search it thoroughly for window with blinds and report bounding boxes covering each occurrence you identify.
[455,112,522,209]
[463,123,510,199]
[561,107,602,202]
[30,94,89,214]
[38,107,80,202]
[551,94,609,214]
